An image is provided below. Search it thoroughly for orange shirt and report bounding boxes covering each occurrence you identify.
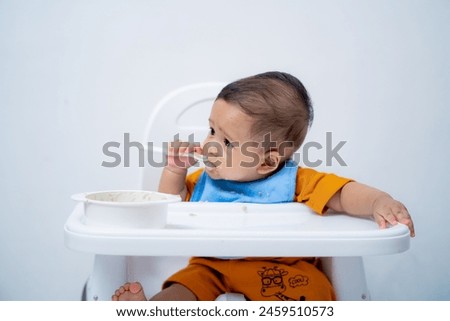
[185,168,352,214]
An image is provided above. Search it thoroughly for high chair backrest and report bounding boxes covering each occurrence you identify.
[141,83,225,191]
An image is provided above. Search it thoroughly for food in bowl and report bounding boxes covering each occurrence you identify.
[84,191,173,203]
[72,190,181,229]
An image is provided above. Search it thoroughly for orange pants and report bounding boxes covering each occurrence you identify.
[163,257,335,301]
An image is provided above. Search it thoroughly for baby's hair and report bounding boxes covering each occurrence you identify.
[216,71,313,157]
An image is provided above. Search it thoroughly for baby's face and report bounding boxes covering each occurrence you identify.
[202,99,267,182]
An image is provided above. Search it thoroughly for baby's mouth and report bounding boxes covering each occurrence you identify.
[203,159,217,168]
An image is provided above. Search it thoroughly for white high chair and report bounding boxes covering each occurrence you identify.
[64,83,411,301]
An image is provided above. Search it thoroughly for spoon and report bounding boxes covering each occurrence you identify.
[145,146,206,164]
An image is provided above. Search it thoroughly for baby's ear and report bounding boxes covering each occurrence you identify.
[257,150,281,175]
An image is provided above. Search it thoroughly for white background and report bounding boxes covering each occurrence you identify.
[1,0,449,300]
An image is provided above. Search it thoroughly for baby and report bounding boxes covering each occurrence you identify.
[112,71,415,301]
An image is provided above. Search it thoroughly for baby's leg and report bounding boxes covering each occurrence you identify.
[112,282,147,301]
[150,284,197,301]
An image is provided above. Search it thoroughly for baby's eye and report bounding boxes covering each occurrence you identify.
[209,127,215,136]
[224,138,234,148]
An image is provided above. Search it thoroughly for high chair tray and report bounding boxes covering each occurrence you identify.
[64,202,410,257]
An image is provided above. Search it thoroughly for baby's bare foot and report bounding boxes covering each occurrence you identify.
[112,282,147,301]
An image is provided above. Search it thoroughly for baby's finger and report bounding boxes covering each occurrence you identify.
[376,208,398,226]
[395,207,415,237]
[373,214,387,229]
[194,146,203,155]
[172,141,199,153]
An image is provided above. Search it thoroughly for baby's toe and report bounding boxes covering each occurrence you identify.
[129,282,143,294]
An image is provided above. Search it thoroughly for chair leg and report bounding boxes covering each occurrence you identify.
[84,255,128,301]
[321,257,370,301]
[81,281,87,301]
[215,293,246,301]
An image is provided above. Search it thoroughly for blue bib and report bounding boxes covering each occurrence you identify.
[190,160,298,203]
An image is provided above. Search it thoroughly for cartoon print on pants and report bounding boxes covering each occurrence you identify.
[258,266,296,301]
[258,267,309,301]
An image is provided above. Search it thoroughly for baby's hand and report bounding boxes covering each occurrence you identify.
[166,141,202,172]
[372,196,415,237]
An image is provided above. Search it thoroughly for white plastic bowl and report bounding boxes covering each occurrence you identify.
[71,190,181,229]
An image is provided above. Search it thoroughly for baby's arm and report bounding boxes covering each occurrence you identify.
[158,141,201,200]
[326,182,415,237]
